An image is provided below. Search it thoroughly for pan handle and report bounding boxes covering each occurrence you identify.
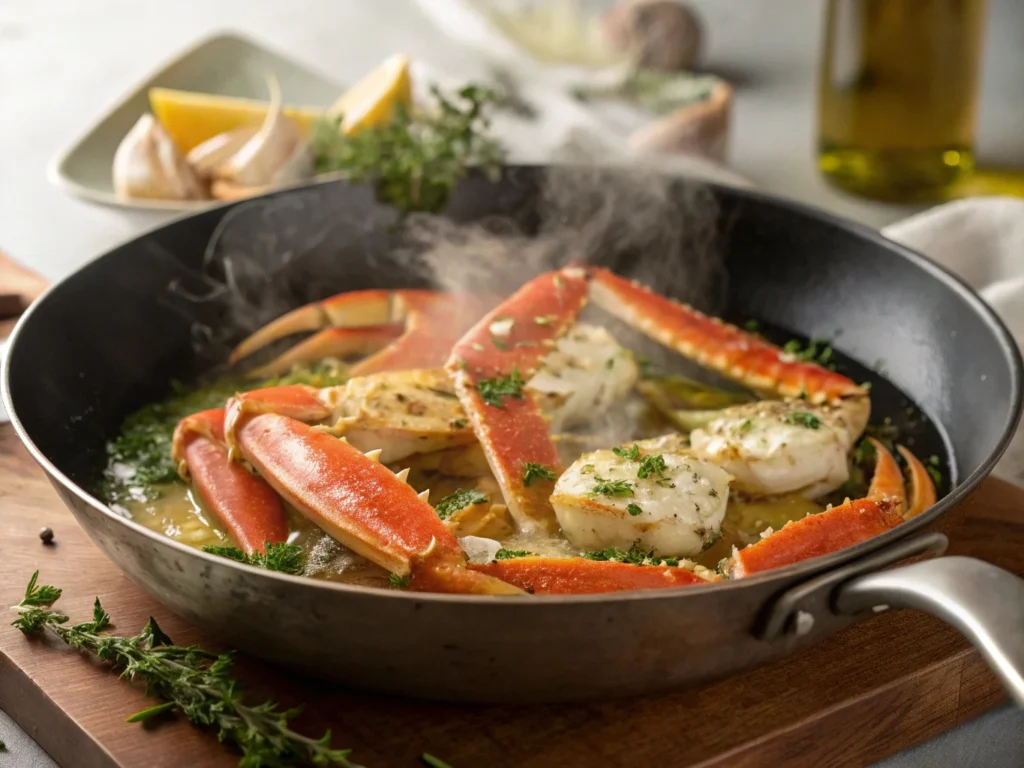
[835,556,1024,707]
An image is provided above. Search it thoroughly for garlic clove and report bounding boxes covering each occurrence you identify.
[215,76,313,188]
[112,114,206,200]
[187,125,259,178]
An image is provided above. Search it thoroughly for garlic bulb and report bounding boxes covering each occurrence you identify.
[112,114,206,200]
[186,125,258,178]
[213,77,314,191]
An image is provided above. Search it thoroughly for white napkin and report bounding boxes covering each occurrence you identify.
[883,197,1024,484]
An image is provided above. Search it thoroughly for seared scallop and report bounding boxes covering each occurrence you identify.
[552,446,732,557]
[688,400,852,498]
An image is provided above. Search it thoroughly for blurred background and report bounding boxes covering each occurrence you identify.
[2,0,1023,281]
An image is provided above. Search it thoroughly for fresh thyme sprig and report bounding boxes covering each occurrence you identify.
[11,572,355,768]
[311,84,505,214]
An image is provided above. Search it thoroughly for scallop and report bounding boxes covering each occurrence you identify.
[688,400,851,498]
[552,447,731,557]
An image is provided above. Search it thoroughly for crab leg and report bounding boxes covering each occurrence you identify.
[230,289,488,378]
[728,441,935,578]
[446,267,590,533]
[172,409,289,554]
[470,556,712,594]
[233,411,522,594]
[586,266,870,430]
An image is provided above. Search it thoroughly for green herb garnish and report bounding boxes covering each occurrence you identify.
[311,84,504,214]
[744,319,760,332]
[637,454,668,479]
[782,338,834,367]
[612,444,640,461]
[583,543,679,567]
[626,503,643,516]
[11,572,354,767]
[523,462,557,487]
[435,488,489,519]
[492,337,508,350]
[202,542,305,575]
[493,549,534,560]
[476,369,524,408]
[592,479,634,497]
[422,753,456,768]
[389,573,411,589]
[784,411,821,429]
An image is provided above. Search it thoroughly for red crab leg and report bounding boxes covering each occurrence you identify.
[897,445,938,518]
[729,442,914,578]
[171,409,289,554]
[244,324,404,379]
[233,411,522,594]
[470,557,712,594]
[586,266,866,404]
[446,267,590,533]
[230,289,488,378]
[223,385,335,455]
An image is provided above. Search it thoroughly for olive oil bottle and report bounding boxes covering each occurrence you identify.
[817,0,987,201]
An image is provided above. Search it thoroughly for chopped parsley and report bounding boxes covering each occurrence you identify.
[927,454,943,486]
[422,753,455,768]
[427,387,458,400]
[435,488,488,519]
[492,337,508,350]
[612,444,641,461]
[452,418,468,429]
[744,319,760,332]
[583,542,679,567]
[592,478,634,497]
[605,357,615,369]
[202,542,305,575]
[388,573,411,589]
[783,338,834,367]
[739,419,754,433]
[626,503,643,516]
[476,369,524,407]
[493,548,534,560]
[784,411,821,429]
[580,463,596,474]
[637,454,668,479]
[523,462,557,487]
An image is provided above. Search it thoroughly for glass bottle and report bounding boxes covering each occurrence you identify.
[817,0,987,202]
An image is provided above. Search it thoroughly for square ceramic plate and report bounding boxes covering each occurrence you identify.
[47,32,345,212]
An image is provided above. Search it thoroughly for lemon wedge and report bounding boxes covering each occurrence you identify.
[327,54,412,133]
[149,88,324,152]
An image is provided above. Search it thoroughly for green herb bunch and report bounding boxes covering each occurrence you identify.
[311,84,504,214]
[11,572,354,768]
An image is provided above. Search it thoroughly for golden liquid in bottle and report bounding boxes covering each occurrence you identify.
[818,0,987,202]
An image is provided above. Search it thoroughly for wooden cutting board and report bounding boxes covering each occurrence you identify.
[0,424,1019,768]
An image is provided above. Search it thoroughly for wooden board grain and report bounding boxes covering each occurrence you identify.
[0,423,1018,768]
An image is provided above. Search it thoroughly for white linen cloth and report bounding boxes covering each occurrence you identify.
[883,198,1024,484]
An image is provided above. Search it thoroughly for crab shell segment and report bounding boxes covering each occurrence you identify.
[728,440,936,578]
[171,408,289,554]
[446,267,591,534]
[471,556,714,594]
[232,410,522,594]
[230,289,489,378]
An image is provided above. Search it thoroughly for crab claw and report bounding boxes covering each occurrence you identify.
[728,441,911,578]
[470,556,713,594]
[897,445,938,518]
[230,289,489,378]
[172,408,289,554]
[232,411,522,594]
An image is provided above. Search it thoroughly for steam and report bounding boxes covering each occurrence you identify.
[170,159,727,397]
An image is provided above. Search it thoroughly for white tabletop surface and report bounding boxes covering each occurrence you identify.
[5,0,1020,282]
[2,1,1023,766]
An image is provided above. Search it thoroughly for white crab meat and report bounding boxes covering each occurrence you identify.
[688,400,853,498]
[551,447,732,557]
[321,369,474,463]
[527,324,638,431]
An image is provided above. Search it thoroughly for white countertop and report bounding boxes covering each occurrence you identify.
[5,0,1020,282]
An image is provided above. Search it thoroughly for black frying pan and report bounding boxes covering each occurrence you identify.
[4,166,1024,703]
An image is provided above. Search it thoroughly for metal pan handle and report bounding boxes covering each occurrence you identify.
[835,555,1024,707]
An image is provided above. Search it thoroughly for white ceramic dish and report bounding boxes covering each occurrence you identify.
[47,32,344,212]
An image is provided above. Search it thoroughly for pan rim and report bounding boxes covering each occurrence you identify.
[3,168,1022,606]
